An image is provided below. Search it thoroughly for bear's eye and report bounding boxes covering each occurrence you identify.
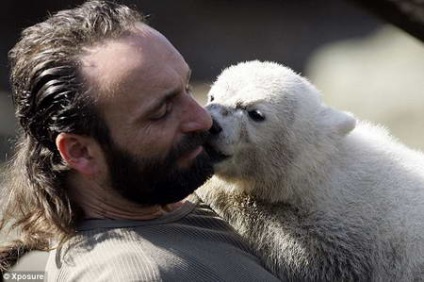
[247,110,265,122]
[209,95,215,102]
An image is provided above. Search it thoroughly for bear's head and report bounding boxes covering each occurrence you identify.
[204,61,356,201]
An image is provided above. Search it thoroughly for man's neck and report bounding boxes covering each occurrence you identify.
[68,173,185,220]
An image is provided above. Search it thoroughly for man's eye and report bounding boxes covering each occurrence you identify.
[151,103,172,120]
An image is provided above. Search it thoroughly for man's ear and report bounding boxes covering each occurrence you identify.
[55,133,103,176]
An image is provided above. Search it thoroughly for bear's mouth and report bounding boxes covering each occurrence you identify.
[204,144,230,163]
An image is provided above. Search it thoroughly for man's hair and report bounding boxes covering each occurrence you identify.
[0,0,143,272]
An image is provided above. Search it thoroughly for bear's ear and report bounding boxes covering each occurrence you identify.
[321,107,356,136]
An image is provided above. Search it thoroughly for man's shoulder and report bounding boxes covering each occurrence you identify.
[46,232,163,281]
[45,210,280,282]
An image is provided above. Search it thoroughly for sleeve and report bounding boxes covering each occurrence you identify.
[45,241,162,282]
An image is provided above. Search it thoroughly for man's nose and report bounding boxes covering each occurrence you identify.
[180,96,213,133]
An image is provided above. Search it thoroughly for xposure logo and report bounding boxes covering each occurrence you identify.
[2,271,45,282]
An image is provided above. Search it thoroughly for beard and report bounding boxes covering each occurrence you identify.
[102,132,213,206]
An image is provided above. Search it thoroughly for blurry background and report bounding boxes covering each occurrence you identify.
[0,0,423,273]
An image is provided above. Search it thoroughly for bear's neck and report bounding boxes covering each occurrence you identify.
[251,137,344,209]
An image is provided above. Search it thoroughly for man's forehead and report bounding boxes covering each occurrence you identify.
[80,24,186,97]
[81,37,147,91]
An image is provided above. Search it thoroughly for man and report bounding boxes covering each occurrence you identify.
[0,1,280,281]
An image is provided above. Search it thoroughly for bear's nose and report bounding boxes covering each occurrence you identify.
[209,118,223,135]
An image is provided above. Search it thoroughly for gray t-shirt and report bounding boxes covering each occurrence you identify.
[45,198,280,281]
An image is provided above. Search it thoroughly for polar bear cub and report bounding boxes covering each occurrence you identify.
[197,61,424,281]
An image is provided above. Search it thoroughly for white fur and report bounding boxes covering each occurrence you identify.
[197,61,424,281]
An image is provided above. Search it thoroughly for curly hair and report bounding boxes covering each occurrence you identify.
[0,0,144,272]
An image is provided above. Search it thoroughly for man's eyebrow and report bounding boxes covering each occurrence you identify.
[144,88,179,115]
[137,69,192,121]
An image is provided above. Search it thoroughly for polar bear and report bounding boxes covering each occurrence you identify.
[197,61,424,281]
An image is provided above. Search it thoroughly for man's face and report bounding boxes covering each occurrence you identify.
[102,131,212,205]
[81,23,213,205]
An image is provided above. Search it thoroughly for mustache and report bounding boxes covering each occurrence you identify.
[171,131,210,159]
